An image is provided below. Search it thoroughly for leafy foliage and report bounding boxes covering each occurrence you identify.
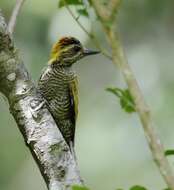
[58,0,83,8]
[72,185,90,190]
[130,185,147,190]
[115,185,148,190]
[77,8,89,17]
[58,0,89,18]
[106,87,136,113]
[165,149,174,156]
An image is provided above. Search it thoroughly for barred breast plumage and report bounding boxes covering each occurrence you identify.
[38,64,78,146]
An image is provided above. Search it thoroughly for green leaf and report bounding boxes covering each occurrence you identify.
[165,149,174,156]
[72,185,90,190]
[120,89,136,113]
[87,0,92,5]
[77,8,89,17]
[130,185,147,190]
[106,87,136,113]
[58,0,83,8]
[106,87,122,98]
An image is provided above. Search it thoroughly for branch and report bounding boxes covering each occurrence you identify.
[8,0,26,34]
[64,1,112,60]
[0,11,82,190]
[89,0,109,22]
[107,0,121,21]
[90,1,174,189]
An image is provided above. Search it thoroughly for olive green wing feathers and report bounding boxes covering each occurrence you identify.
[68,77,78,144]
[69,76,79,123]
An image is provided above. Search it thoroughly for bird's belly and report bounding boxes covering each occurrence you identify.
[49,92,72,120]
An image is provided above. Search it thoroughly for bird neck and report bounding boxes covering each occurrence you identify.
[48,56,75,67]
[50,61,75,75]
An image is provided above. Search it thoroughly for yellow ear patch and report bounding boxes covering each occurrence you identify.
[49,41,61,64]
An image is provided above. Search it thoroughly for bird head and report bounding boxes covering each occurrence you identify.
[49,36,100,66]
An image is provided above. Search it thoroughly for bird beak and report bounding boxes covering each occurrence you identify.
[83,48,100,56]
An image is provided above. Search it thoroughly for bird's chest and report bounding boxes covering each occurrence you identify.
[48,69,77,118]
[52,69,76,94]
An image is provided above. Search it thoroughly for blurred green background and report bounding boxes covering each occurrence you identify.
[1,0,174,190]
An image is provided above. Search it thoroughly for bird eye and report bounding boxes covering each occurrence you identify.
[74,46,81,52]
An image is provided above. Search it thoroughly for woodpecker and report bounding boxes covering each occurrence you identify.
[37,37,100,151]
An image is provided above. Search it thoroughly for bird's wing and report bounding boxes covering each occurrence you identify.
[69,76,79,123]
[68,77,78,145]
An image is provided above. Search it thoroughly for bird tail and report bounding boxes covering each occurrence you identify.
[69,141,77,162]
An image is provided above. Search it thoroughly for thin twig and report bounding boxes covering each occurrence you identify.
[90,0,174,189]
[8,0,25,34]
[107,27,174,190]
[107,0,121,21]
[65,4,91,37]
[65,3,112,60]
